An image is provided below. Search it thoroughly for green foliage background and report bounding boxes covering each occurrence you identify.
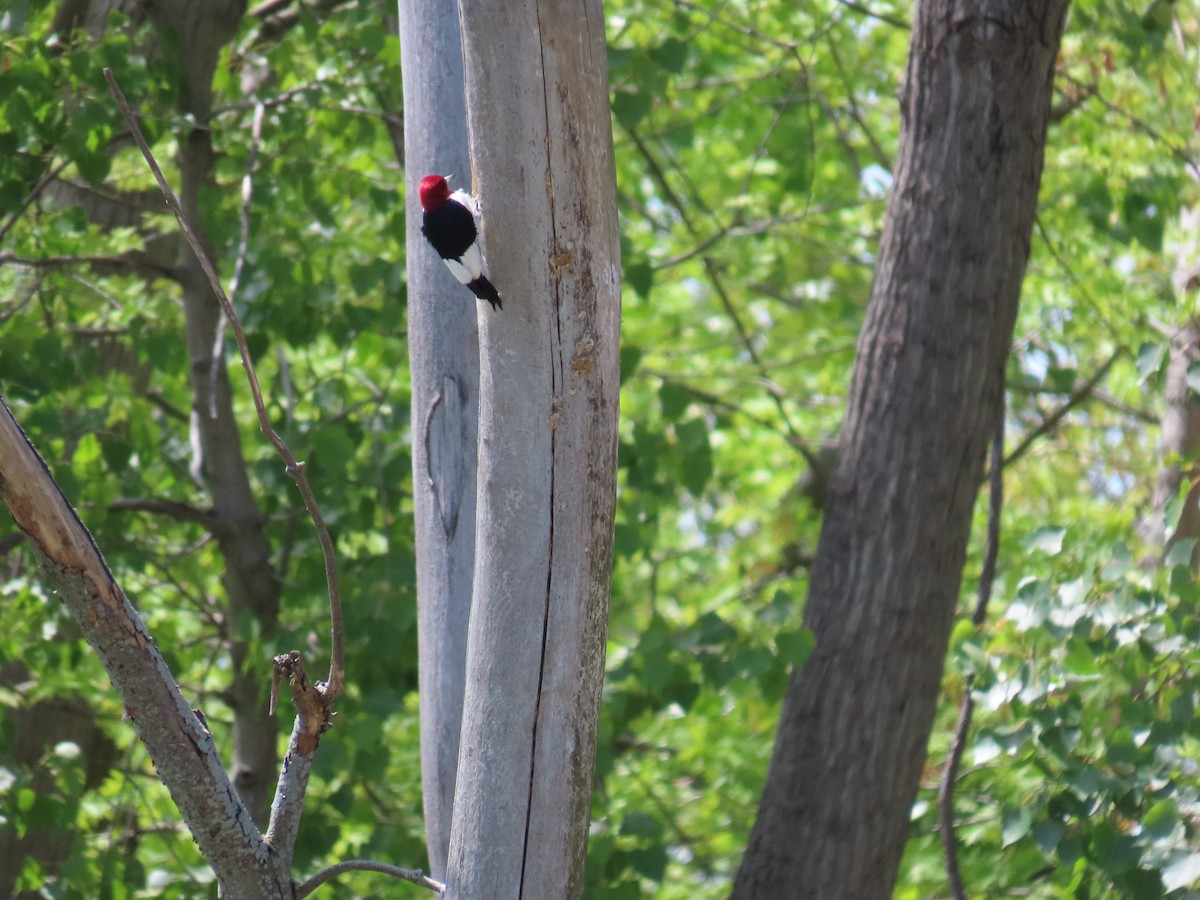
[2,0,1200,897]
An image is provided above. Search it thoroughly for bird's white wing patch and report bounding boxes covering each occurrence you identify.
[443,257,473,285]
[449,189,479,219]
[459,242,485,280]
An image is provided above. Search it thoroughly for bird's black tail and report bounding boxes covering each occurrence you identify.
[468,277,502,311]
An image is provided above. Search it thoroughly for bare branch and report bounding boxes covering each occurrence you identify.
[835,0,910,30]
[210,102,265,419]
[104,68,345,700]
[264,652,332,866]
[227,102,264,309]
[0,253,175,280]
[1004,348,1122,468]
[296,859,446,897]
[109,497,222,530]
[0,157,72,248]
[624,124,821,469]
[939,406,1005,900]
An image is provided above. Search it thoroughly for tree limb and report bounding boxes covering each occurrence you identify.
[0,396,291,897]
[109,497,223,530]
[264,652,330,866]
[1004,348,1122,468]
[295,859,445,897]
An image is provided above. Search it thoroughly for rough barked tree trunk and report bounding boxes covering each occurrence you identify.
[148,0,281,828]
[1145,320,1200,561]
[733,2,1070,897]
[1144,194,1200,563]
[398,1,479,879]
[443,0,621,896]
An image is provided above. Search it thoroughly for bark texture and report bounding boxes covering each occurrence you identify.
[444,0,621,896]
[1145,193,1200,561]
[398,1,479,878]
[733,2,1070,897]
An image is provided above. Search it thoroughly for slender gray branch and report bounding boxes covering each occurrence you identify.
[104,68,345,701]
[1004,349,1121,468]
[264,652,329,866]
[296,859,445,897]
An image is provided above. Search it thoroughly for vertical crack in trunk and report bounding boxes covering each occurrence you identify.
[520,8,561,894]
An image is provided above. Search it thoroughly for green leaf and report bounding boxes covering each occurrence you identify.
[659,381,690,421]
[1031,819,1065,853]
[651,37,688,73]
[612,89,651,128]
[1090,823,1141,876]
[1136,341,1165,383]
[626,845,667,882]
[775,628,815,670]
[1143,798,1178,838]
[625,259,654,299]
[1165,537,1197,569]
[675,418,712,495]
[619,812,662,838]
[1122,190,1164,252]
[1063,639,1101,678]
[100,438,132,474]
[1001,805,1032,847]
[619,344,643,386]
[1023,525,1066,555]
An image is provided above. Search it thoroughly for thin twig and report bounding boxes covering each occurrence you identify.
[624,124,820,468]
[835,0,910,30]
[104,68,345,700]
[296,860,446,897]
[109,497,223,530]
[1004,348,1121,468]
[264,652,332,865]
[939,405,1005,900]
[0,158,72,248]
[210,102,266,419]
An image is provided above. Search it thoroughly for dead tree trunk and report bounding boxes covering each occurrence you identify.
[443,0,621,895]
[733,2,1070,897]
[398,1,479,879]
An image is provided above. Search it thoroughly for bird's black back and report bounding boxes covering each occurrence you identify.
[421,202,477,260]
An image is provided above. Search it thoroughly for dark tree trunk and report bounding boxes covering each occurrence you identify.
[733,2,1070,897]
[149,0,281,829]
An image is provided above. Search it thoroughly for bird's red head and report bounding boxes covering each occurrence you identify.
[418,175,451,211]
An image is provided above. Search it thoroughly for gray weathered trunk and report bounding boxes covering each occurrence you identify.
[733,2,1070,897]
[398,1,479,879]
[443,0,621,896]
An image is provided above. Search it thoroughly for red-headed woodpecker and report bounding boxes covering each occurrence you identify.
[418,174,502,311]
